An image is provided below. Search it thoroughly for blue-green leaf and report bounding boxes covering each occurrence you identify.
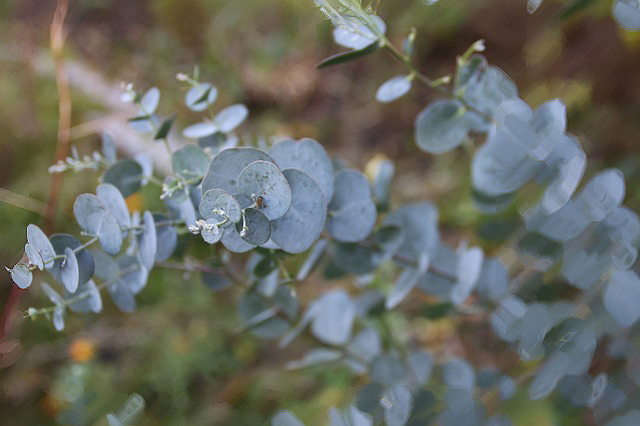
[73,194,123,255]
[271,169,326,254]
[311,289,356,345]
[103,160,143,198]
[6,264,32,289]
[171,144,209,181]
[415,100,470,154]
[327,169,376,242]
[214,104,248,133]
[613,0,640,30]
[272,410,304,426]
[27,224,56,268]
[138,211,157,270]
[139,87,160,114]
[237,160,292,221]
[201,147,274,195]
[268,138,334,204]
[239,208,271,246]
[376,75,412,103]
[96,183,131,228]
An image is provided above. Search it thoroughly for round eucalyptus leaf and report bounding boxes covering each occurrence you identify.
[238,292,290,339]
[58,247,80,293]
[333,225,404,275]
[152,213,177,262]
[50,234,94,288]
[6,264,32,289]
[239,208,271,245]
[327,169,377,242]
[332,243,382,275]
[27,224,56,268]
[183,122,218,139]
[604,269,640,327]
[214,104,248,133]
[271,169,326,253]
[268,138,335,203]
[532,98,567,139]
[164,191,197,228]
[200,271,231,292]
[386,266,424,310]
[371,353,408,386]
[348,406,373,426]
[137,211,157,270]
[52,307,65,331]
[199,189,238,228]
[462,66,518,117]
[497,376,516,401]
[476,258,508,301]
[605,410,640,426]
[311,289,356,345]
[107,280,136,313]
[221,211,257,253]
[42,282,63,306]
[25,243,43,270]
[217,193,243,223]
[443,358,475,392]
[372,158,395,204]
[613,0,640,30]
[101,133,117,163]
[200,189,226,220]
[185,83,217,111]
[381,385,413,426]
[451,245,484,305]
[73,194,123,255]
[201,147,274,195]
[139,87,160,114]
[408,351,433,386]
[347,327,382,364]
[117,256,149,295]
[577,168,625,221]
[65,279,102,314]
[106,413,124,426]
[96,183,131,228]
[201,219,223,244]
[91,249,120,282]
[415,99,470,154]
[171,144,209,180]
[103,160,143,198]
[455,54,487,93]
[376,75,412,103]
[528,360,565,400]
[271,410,304,426]
[355,384,385,415]
[134,153,153,185]
[333,15,386,50]
[237,160,292,220]
[383,202,439,260]
[518,304,566,361]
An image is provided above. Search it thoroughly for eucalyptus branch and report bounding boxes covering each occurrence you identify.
[380,36,494,123]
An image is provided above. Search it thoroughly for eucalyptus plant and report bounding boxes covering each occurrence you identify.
[6,1,640,425]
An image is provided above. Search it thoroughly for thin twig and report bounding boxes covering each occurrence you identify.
[44,0,71,233]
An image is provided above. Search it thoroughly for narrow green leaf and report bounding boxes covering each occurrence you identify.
[317,41,381,69]
[154,114,176,141]
[558,0,599,20]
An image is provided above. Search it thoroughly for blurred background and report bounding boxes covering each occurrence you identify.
[2,0,640,424]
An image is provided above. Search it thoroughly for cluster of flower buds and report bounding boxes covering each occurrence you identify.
[188,219,221,236]
[48,148,106,174]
